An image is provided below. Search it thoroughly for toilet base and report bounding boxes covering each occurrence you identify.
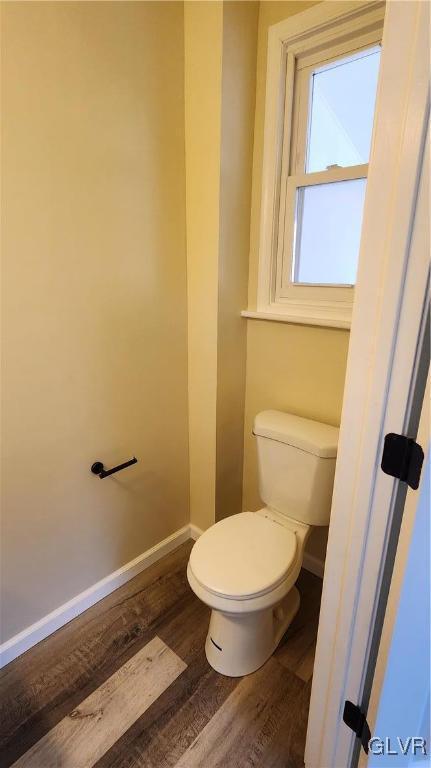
[205,586,300,677]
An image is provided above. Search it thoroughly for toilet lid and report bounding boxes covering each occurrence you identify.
[189,512,297,600]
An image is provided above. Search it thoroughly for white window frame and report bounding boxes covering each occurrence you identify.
[243,1,385,329]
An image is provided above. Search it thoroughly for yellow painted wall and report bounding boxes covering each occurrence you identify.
[1,0,349,645]
[1,1,189,642]
[185,1,258,529]
[242,1,350,561]
[216,1,259,521]
[184,1,223,532]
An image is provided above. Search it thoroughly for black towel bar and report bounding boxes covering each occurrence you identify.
[91,457,137,479]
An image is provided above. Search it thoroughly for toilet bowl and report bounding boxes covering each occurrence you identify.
[188,509,310,676]
[187,410,339,677]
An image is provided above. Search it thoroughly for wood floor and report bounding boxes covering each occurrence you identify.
[0,541,322,768]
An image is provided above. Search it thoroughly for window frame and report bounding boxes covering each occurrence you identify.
[246,1,385,329]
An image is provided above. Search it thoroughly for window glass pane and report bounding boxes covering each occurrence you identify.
[306,47,381,173]
[293,178,366,285]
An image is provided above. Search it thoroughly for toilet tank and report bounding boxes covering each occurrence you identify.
[253,410,339,526]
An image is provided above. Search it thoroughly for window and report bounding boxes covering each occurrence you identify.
[248,2,385,328]
[285,45,381,293]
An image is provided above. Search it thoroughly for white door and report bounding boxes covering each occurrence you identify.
[364,379,429,767]
[305,1,430,766]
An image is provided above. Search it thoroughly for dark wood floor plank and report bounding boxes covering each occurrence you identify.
[0,542,193,766]
[288,679,313,768]
[95,597,238,768]
[12,638,186,768]
[274,568,322,680]
[96,655,239,768]
[156,588,211,664]
[295,642,316,683]
[1,543,320,768]
[173,657,305,768]
[259,678,312,768]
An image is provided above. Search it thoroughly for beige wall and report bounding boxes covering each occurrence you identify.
[184,1,223,532]
[216,1,259,522]
[1,0,350,645]
[242,1,350,562]
[1,1,189,642]
[185,1,258,529]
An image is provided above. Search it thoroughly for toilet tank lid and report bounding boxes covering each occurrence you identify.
[253,410,339,458]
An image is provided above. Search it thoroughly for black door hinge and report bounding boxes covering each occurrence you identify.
[343,701,371,754]
[381,433,424,490]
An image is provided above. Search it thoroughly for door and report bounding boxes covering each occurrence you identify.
[364,378,429,766]
[305,1,430,766]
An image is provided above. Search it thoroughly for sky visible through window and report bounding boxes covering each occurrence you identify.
[294,46,381,285]
[307,47,381,173]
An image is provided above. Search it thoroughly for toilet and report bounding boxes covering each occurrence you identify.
[187,409,339,677]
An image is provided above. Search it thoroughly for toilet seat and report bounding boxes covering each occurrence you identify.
[189,512,298,601]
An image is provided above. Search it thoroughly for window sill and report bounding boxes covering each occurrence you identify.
[241,308,351,330]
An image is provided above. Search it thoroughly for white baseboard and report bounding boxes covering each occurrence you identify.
[302,552,325,579]
[189,523,203,541]
[0,524,192,670]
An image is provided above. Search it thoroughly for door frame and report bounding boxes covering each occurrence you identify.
[305,2,430,766]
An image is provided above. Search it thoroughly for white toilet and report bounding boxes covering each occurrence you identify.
[187,409,339,677]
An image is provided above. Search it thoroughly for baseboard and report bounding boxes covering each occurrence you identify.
[302,552,325,579]
[189,523,203,541]
[0,524,192,669]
